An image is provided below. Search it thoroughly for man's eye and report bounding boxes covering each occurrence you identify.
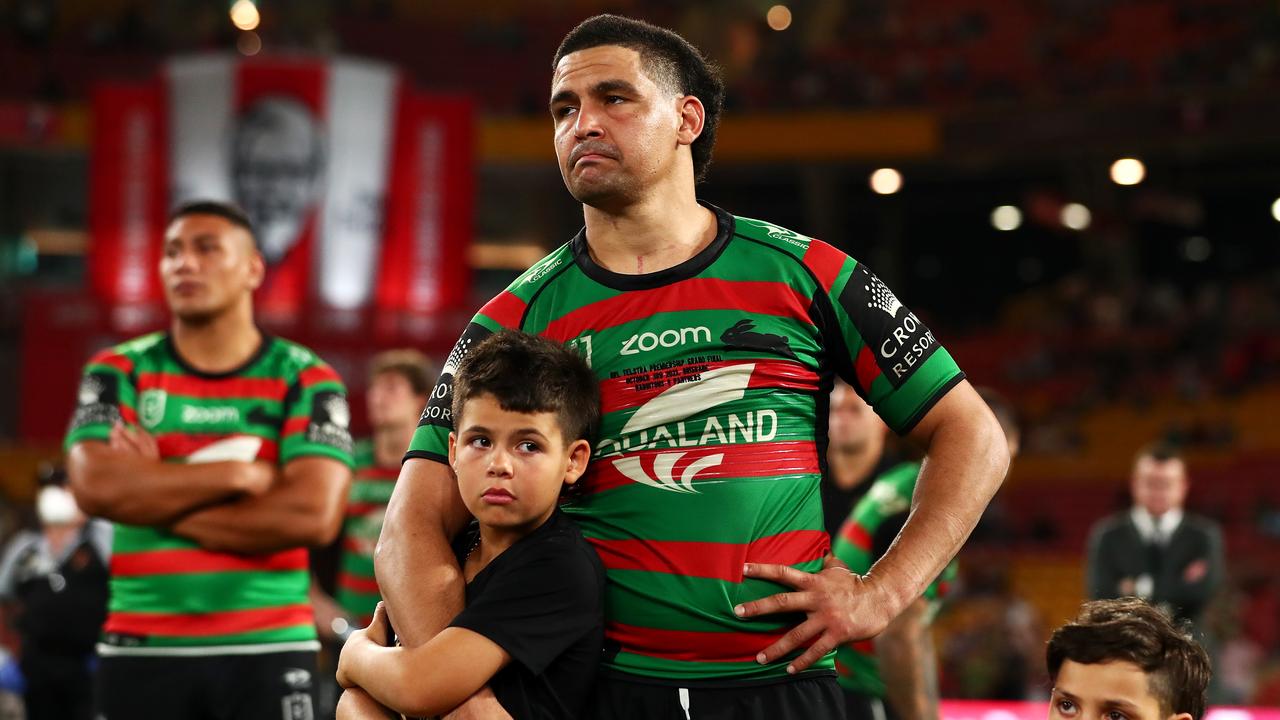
[468,437,490,448]
[606,95,625,104]
[554,106,576,118]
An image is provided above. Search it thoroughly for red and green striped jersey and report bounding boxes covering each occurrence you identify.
[336,439,397,625]
[406,204,965,684]
[64,332,354,655]
[831,461,957,696]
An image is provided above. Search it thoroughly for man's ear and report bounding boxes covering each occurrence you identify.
[246,249,266,291]
[675,94,705,147]
[562,439,592,486]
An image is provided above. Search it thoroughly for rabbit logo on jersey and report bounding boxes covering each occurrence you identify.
[601,364,776,493]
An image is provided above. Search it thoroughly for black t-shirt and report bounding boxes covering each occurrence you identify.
[449,509,605,720]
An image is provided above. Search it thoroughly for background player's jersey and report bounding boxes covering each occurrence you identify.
[831,461,958,696]
[336,439,397,625]
[64,332,354,655]
[407,203,965,684]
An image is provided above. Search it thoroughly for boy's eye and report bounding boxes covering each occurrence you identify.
[517,440,540,453]
[1106,712,1127,720]
[1055,700,1076,717]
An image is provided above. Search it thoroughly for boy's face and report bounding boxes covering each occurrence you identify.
[448,393,590,532]
[1051,660,1189,720]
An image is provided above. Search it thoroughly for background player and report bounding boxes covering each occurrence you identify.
[377,14,1009,718]
[822,380,895,539]
[337,331,603,719]
[65,200,354,720]
[833,388,1020,720]
[1047,597,1211,720]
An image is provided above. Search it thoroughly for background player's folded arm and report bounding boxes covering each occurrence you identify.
[66,438,273,526]
[170,455,351,553]
[875,597,938,720]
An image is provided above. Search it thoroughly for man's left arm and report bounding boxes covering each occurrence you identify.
[1164,522,1225,615]
[740,381,1007,671]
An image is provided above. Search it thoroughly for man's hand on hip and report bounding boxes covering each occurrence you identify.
[735,555,900,674]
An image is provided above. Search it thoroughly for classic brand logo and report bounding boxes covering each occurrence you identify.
[738,218,810,249]
[139,389,167,429]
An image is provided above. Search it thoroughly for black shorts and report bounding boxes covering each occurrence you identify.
[94,650,317,720]
[842,689,897,720]
[585,672,845,720]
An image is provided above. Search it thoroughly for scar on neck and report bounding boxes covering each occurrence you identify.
[636,256,644,273]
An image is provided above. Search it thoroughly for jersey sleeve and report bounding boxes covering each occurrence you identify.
[406,288,526,465]
[803,240,964,434]
[64,348,137,450]
[280,361,354,467]
[449,542,602,675]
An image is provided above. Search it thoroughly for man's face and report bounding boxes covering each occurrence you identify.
[448,393,590,533]
[1131,456,1188,517]
[827,383,884,452]
[366,371,427,431]
[159,214,263,322]
[1051,659,1186,720]
[550,45,683,208]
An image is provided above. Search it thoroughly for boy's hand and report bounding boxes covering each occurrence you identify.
[336,603,390,689]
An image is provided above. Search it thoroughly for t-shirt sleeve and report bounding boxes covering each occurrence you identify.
[803,241,964,434]
[449,541,601,676]
[64,349,136,450]
[280,361,354,467]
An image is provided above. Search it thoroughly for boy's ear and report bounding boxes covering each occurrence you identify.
[447,432,457,469]
[561,439,592,486]
[1169,714,1193,720]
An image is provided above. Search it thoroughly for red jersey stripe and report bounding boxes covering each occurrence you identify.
[540,279,811,342]
[600,360,819,415]
[840,520,873,552]
[802,238,847,293]
[136,372,287,399]
[606,622,786,664]
[103,604,314,637]
[120,405,139,424]
[299,365,341,388]
[111,548,306,576]
[582,441,820,495]
[853,346,882,396]
[477,291,527,329]
[90,350,134,375]
[337,573,380,595]
[155,434,278,462]
[590,530,829,583]
[282,416,309,436]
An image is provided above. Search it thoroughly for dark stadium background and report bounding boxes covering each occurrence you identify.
[1,0,1278,713]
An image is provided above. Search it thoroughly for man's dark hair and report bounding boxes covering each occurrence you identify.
[553,14,725,182]
[452,331,600,447]
[1047,598,1211,719]
[1136,440,1183,465]
[370,349,435,397]
[168,200,258,247]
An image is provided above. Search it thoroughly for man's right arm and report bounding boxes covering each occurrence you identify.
[66,439,271,526]
[1085,522,1119,599]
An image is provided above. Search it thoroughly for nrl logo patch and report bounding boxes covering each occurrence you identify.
[139,389,168,429]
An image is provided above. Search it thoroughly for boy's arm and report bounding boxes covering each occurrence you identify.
[339,603,511,718]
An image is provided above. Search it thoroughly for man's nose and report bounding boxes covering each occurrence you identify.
[574,102,605,139]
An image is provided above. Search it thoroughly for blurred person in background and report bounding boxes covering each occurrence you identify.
[821,381,896,539]
[64,200,354,720]
[1087,443,1224,634]
[0,470,110,720]
[310,349,431,718]
[376,14,1009,719]
[834,388,1020,720]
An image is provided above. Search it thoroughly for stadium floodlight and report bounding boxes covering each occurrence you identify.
[230,0,260,32]
[1110,157,1146,186]
[1183,236,1211,262]
[766,5,793,31]
[1061,203,1091,230]
[237,31,262,56]
[1272,197,1280,222]
[869,168,903,195]
[991,205,1022,231]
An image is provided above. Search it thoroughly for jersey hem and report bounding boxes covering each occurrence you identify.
[96,640,321,657]
[598,666,837,689]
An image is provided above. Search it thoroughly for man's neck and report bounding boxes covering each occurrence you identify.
[372,424,416,468]
[170,303,261,374]
[827,437,886,491]
[582,187,716,275]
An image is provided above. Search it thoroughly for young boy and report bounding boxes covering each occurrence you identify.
[1047,598,1212,720]
[336,331,605,719]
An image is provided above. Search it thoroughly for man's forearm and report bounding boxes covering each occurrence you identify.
[875,387,1008,609]
[67,442,259,526]
[375,459,470,646]
[876,599,938,720]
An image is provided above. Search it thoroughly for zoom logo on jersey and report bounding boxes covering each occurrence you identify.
[620,326,711,356]
[180,405,241,425]
[839,264,940,388]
